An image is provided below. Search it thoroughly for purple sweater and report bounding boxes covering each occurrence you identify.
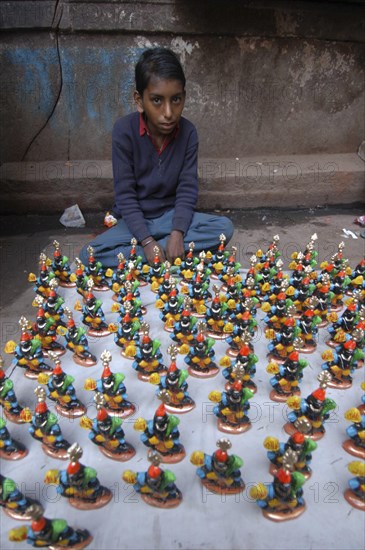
[112,111,199,243]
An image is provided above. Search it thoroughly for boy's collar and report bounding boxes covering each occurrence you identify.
[139,113,180,138]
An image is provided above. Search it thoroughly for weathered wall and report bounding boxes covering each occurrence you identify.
[0,1,364,211]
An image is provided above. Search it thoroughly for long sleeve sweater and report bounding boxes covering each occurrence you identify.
[112,112,199,243]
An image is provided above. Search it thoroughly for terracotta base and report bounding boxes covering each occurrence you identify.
[226,348,238,358]
[87,328,111,337]
[55,402,87,419]
[120,348,135,360]
[262,503,306,522]
[49,532,93,550]
[210,273,219,280]
[42,347,66,358]
[283,422,325,441]
[99,444,136,461]
[158,448,186,464]
[326,378,352,390]
[137,370,167,382]
[356,360,363,369]
[317,319,329,328]
[330,303,344,312]
[267,353,287,364]
[342,439,365,459]
[2,506,37,521]
[217,418,251,434]
[3,409,26,424]
[191,312,206,319]
[358,404,365,415]
[73,354,97,367]
[68,488,112,510]
[24,368,52,380]
[299,343,317,354]
[188,366,219,378]
[206,330,228,340]
[344,489,365,511]
[269,388,300,403]
[58,280,77,288]
[141,490,182,508]
[164,400,196,414]
[201,478,245,495]
[92,285,110,292]
[42,444,69,460]
[105,404,136,419]
[164,325,174,333]
[0,445,28,461]
[325,339,340,349]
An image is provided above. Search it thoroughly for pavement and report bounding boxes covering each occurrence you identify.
[0,205,364,352]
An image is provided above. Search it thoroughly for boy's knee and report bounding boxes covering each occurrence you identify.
[220,216,234,242]
[78,244,89,265]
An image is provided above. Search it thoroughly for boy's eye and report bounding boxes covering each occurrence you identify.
[172,96,182,104]
[152,97,162,105]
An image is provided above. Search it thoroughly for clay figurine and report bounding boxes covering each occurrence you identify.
[342,407,365,459]
[110,252,128,297]
[266,307,302,363]
[114,302,141,358]
[80,393,136,461]
[262,292,294,332]
[205,284,230,339]
[80,279,110,337]
[23,386,71,459]
[218,246,242,287]
[267,344,308,402]
[158,279,184,331]
[0,356,24,422]
[122,450,182,508]
[170,297,198,354]
[321,338,363,389]
[52,240,76,288]
[44,443,112,510]
[132,322,166,381]
[74,257,89,298]
[9,503,93,548]
[134,401,185,463]
[208,234,228,279]
[311,273,334,328]
[6,316,52,379]
[146,246,165,290]
[220,341,258,393]
[63,308,97,367]
[84,350,135,417]
[149,345,195,413]
[344,461,365,511]
[284,372,336,440]
[184,258,211,316]
[288,233,318,272]
[264,418,317,478]
[43,279,66,328]
[250,448,306,522]
[184,321,219,378]
[31,296,66,357]
[126,238,148,285]
[326,300,362,348]
[84,245,110,291]
[225,310,257,358]
[0,416,28,460]
[28,253,55,299]
[0,475,41,520]
[297,297,322,353]
[190,438,245,494]
[176,241,199,285]
[209,369,254,434]
[37,352,86,418]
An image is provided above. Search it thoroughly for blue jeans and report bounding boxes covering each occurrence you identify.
[79,210,234,268]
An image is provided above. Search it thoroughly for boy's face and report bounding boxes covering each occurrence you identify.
[134,77,185,140]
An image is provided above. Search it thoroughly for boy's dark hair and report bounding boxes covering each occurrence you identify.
[135,48,186,95]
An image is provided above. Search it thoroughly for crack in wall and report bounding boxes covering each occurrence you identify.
[21,0,64,161]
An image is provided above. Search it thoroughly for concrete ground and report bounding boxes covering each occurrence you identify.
[1,205,364,352]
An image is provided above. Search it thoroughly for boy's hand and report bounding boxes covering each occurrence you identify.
[166,230,184,263]
[143,240,166,265]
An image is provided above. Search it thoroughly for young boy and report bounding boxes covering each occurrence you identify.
[79,47,233,268]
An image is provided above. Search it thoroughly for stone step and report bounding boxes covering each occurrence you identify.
[0,153,363,214]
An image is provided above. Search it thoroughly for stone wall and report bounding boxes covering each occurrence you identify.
[0,0,364,212]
